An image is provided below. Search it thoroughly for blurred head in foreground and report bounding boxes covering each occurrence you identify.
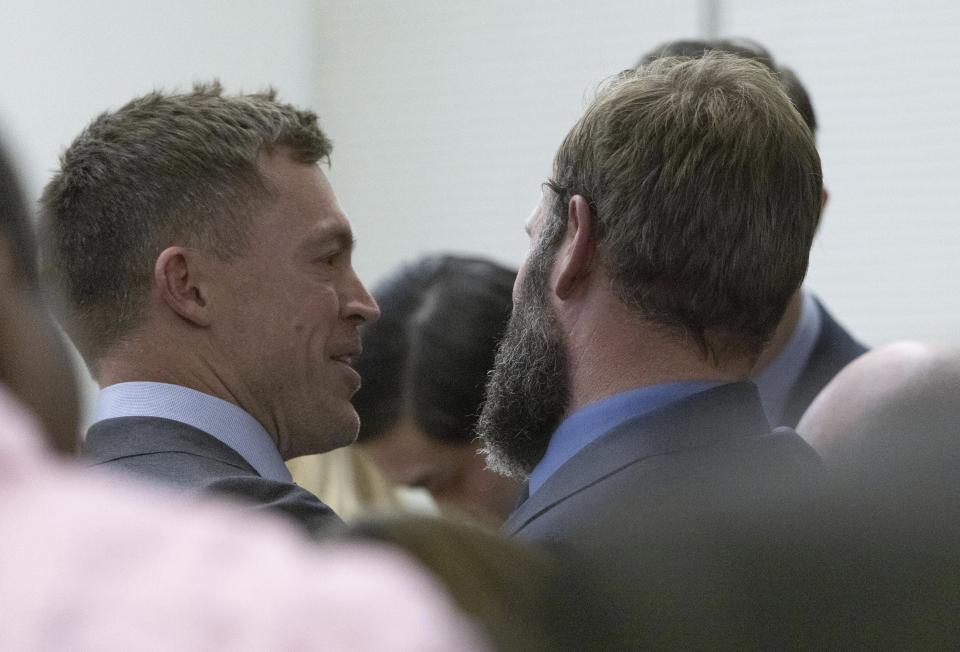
[590,482,960,648]
[354,255,523,523]
[582,337,960,648]
[0,140,79,453]
[799,341,960,506]
[619,341,960,648]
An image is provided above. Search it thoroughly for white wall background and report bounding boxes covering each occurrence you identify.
[315,0,960,347]
[723,0,960,345]
[312,1,699,278]
[0,0,322,199]
[0,0,324,412]
[1,2,957,385]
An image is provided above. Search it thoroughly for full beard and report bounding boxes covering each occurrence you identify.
[476,259,570,479]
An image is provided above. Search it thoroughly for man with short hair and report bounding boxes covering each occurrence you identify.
[478,53,824,548]
[641,38,867,427]
[0,140,486,651]
[40,83,380,534]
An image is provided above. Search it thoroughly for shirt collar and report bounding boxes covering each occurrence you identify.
[754,290,823,426]
[527,380,726,498]
[90,381,292,483]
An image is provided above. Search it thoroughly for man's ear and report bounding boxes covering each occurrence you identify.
[554,194,594,301]
[154,246,211,327]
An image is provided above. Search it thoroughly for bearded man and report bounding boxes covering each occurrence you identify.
[478,53,826,553]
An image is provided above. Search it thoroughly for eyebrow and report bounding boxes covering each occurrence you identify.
[299,225,356,255]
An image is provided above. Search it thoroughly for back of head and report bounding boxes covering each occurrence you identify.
[355,255,516,444]
[39,81,332,375]
[800,342,960,505]
[0,140,79,453]
[546,52,821,363]
[639,38,818,135]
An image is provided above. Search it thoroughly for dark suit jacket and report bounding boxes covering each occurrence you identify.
[504,383,826,647]
[84,417,342,537]
[780,297,867,427]
[505,383,822,542]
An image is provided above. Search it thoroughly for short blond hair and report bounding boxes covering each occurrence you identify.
[40,82,332,367]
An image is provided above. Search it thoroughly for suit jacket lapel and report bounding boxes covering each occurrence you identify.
[503,383,769,536]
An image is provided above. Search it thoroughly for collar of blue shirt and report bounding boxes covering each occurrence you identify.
[90,381,292,483]
[527,380,727,498]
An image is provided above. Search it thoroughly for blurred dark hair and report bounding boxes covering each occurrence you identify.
[354,255,515,445]
[0,138,80,454]
[597,487,960,648]
[0,142,38,288]
[639,38,817,134]
[343,515,622,651]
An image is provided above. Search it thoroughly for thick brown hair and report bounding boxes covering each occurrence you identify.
[639,38,818,135]
[39,81,332,369]
[545,53,822,363]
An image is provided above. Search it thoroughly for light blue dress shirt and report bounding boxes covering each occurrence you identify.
[90,381,292,483]
[526,292,821,497]
[753,290,822,426]
[527,380,726,497]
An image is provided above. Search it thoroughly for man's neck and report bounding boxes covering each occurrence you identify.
[98,358,231,403]
[561,295,751,417]
[98,355,294,455]
[98,325,218,388]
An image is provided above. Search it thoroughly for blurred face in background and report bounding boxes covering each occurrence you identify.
[362,415,523,524]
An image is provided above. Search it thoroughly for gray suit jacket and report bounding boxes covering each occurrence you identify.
[83,416,342,537]
[505,382,823,545]
[503,383,826,647]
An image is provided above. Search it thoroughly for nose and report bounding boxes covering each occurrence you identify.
[343,268,380,325]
